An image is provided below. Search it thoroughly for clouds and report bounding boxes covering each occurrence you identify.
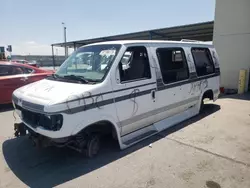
[25,41,36,45]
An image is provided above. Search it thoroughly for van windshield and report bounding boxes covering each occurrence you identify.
[56,44,121,82]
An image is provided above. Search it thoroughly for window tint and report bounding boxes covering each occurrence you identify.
[191,48,215,77]
[157,48,189,84]
[119,46,151,82]
[11,66,24,75]
[0,65,11,76]
[22,67,33,74]
[0,65,25,76]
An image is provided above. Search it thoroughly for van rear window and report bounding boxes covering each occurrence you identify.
[191,48,215,77]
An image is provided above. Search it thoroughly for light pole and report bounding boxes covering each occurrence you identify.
[62,22,67,58]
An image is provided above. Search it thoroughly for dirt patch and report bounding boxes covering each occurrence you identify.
[197,160,213,171]
[146,177,156,187]
[179,170,195,182]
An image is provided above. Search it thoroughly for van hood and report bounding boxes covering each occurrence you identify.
[13,79,98,106]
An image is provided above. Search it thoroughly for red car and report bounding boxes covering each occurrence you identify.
[12,59,39,67]
[0,61,54,104]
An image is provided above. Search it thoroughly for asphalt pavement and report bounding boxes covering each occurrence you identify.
[0,94,250,188]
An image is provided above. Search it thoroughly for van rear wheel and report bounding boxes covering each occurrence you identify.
[199,98,205,113]
[86,135,100,158]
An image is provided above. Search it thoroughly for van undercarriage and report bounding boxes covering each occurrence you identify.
[14,122,104,158]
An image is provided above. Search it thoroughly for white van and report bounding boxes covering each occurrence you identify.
[12,40,220,157]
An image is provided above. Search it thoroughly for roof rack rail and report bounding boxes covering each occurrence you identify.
[181,39,204,43]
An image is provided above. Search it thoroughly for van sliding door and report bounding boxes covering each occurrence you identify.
[153,47,191,124]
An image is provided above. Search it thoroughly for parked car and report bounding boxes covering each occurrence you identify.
[12,40,220,158]
[12,59,39,67]
[0,61,54,104]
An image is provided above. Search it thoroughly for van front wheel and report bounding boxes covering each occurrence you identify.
[86,135,100,158]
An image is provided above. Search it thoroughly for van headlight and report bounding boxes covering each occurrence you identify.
[44,114,63,131]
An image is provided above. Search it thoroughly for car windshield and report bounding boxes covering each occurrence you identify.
[56,44,121,82]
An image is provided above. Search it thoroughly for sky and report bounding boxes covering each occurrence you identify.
[1,0,215,55]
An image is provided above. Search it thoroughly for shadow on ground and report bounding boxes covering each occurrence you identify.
[0,104,13,113]
[2,104,220,188]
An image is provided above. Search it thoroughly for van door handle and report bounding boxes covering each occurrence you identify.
[151,90,155,99]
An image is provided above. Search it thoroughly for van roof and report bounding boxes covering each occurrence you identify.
[83,40,214,48]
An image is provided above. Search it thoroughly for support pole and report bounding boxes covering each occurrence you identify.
[51,45,55,70]
[238,69,247,94]
[62,22,67,58]
[64,26,67,57]
[74,42,76,51]
[149,31,153,40]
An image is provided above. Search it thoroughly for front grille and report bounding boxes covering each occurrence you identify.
[22,108,39,128]
[17,105,50,129]
[22,108,49,129]
[16,104,62,131]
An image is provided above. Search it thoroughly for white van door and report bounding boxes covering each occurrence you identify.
[112,46,157,136]
[152,47,192,128]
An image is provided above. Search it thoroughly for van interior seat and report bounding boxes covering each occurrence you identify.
[127,52,145,80]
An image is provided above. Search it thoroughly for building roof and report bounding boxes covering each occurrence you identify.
[52,21,214,48]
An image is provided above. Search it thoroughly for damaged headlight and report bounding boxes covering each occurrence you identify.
[43,114,63,131]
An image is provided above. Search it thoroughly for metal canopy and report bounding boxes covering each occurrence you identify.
[52,21,214,48]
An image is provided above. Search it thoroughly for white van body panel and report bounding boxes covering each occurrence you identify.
[13,73,120,139]
[12,40,220,150]
[13,79,104,108]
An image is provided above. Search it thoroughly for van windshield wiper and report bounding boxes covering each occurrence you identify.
[63,75,89,83]
[52,73,60,79]
[47,73,61,80]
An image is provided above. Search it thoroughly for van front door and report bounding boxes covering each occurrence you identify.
[113,46,156,136]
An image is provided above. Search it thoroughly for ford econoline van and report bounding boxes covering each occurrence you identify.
[12,40,220,157]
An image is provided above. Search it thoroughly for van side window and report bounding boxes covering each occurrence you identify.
[119,46,151,82]
[156,48,189,84]
[191,48,215,77]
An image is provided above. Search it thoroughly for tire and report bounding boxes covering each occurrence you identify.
[86,135,100,158]
[199,98,205,113]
